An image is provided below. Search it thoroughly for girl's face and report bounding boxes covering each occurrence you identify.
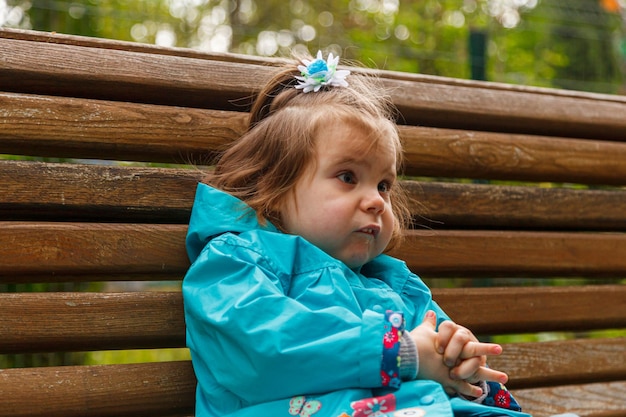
[281,120,397,269]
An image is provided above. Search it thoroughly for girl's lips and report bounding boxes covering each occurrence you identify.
[357,225,380,238]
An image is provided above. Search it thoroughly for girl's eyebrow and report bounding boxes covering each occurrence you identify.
[332,156,362,166]
[328,155,371,170]
[331,155,397,178]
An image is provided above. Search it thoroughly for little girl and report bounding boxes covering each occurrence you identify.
[183,50,527,417]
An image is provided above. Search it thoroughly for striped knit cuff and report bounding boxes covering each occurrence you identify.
[399,331,418,380]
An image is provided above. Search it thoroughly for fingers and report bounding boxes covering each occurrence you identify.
[416,315,510,398]
[444,365,508,398]
[438,324,480,367]
[444,379,484,398]
[458,341,502,360]
[474,366,509,385]
[450,361,509,385]
[449,356,482,381]
[434,320,456,354]
[436,321,501,367]
[422,310,437,329]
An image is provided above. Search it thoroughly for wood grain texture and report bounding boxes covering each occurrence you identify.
[0,292,185,353]
[0,27,283,66]
[0,35,269,111]
[3,160,626,229]
[2,223,625,281]
[512,381,626,417]
[0,92,247,163]
[2,92,625,186]
[0,160,201,222]
[0,358,623,417]
[384,74,626,141]
[396,230,626,277]
[1,287,623,354]
[432,285,626,334]
[2,29,626,140]
[3,91,626,184]
[0,361,196,417]
[409,182,626,230]
[0,222,188,281]
[489,338,626,389]
[399,125,626,184]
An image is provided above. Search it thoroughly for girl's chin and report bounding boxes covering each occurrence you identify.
[337,251,375,269]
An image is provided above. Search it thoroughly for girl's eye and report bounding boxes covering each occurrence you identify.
[378,181,392,193]
[338,172,356,184]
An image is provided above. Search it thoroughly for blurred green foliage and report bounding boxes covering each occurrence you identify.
[84,348,191,365]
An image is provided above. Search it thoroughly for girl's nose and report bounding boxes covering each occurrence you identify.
[363,189,385,214]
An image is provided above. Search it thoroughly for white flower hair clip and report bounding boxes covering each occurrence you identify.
[295,50,351,93]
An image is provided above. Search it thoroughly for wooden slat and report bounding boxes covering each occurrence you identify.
[0,292,185,354]
[2,93,626,186]
[490,338,626,389]
[0,160,201,222]
[0,359,624,417]
[410,182,626,230]
[3,160,626,229]
[0,347,623,417]
[0,27,277,66]
[400,125,626,185]
[432,285,626,334]
[513,381,626,417]
[1,287,623,354]
[0,361,196,417]
[2,91,625,185]
[3,224,626,281]
[397,230,626,277]
[385,74,626,141]
[0,92,247,163]
[0,222,188,282]
[0,35,265,112]
[2,29,626,141]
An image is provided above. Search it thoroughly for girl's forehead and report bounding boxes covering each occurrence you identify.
[314,121,398,168]
[318,118,398,154]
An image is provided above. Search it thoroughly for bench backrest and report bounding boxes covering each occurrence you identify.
[1,28,625,417]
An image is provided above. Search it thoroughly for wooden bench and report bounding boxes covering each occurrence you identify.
[1,28,625,417]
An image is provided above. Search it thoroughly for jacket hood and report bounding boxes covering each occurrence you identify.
[186,183,278,262]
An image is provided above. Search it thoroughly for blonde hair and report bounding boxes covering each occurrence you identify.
[208,53,411,251]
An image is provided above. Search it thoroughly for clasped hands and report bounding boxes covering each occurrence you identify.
[409,310,508,398]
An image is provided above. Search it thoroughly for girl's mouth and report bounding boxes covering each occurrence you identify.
[357,226,380,238]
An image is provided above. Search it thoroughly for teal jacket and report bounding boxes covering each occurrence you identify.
[183,183,530,417]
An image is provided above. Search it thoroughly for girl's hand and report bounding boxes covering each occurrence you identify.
[410,311,485,397]
[435,320,508,385]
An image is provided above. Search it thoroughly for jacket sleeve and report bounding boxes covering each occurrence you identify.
[182,234,389,404]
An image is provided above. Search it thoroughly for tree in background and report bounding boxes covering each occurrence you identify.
[1,0,624,93]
